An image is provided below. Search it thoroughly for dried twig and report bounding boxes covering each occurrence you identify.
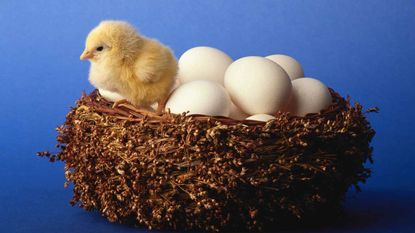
[38,89,375,232]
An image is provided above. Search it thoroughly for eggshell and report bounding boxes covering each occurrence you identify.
[246,114,276,122]
[98,89,125,102]
[229,102,249,120]
[224,56,292,115]
[286,77,332,116]
[178,46,233,85]
[266,54,304,80]
[166,80,231,116]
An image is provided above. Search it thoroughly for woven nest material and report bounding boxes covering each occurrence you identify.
[39,89,375,232]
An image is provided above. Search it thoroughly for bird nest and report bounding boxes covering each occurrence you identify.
[39,89,375,232]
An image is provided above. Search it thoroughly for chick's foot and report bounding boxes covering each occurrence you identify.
[112,99,130,109]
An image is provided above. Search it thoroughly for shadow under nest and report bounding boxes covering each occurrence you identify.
[39,89,375,232]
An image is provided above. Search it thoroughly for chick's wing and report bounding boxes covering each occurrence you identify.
[134,40,173,83]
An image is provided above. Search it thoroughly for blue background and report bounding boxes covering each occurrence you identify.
[1,0,414,232]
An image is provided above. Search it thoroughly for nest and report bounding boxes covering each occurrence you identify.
[39,89,375,232]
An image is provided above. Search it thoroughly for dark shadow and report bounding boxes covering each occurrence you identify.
[274,189,415,233]
[71,189,415,233]
[332,189,415,231]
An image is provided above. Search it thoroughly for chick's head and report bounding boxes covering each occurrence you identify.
[80,20,143,63]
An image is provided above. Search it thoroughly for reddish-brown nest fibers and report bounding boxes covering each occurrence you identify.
[39,89,376,232]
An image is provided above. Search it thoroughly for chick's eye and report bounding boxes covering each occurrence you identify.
[96,46,104,51]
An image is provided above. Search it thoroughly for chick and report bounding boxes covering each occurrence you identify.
[80,20,178,112]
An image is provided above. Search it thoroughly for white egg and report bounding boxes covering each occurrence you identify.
[98,89,125,102]
[266,54,304,80]
[224,56,292,115]
[246,114,276,122]
[286,77,332,116]
[178,46,233,85]
[166,80,231,116]
[229,102,249,120]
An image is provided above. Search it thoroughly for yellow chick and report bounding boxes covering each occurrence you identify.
[80,20,178,112]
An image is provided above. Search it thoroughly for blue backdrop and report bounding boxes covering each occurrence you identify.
[1,1,414,232]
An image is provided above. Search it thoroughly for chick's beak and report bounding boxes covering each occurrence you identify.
[80,50,94,60]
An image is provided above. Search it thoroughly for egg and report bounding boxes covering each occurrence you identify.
[286,77,332,116]
[166,80,231,116]
[224,56,292,115]
[266,54,304,80]
[229,102,249,120]
[98,89,125,102]
[178,46,233,85]
[246,114,276,122]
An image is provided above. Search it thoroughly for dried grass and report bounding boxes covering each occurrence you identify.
[39,89,375,232]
